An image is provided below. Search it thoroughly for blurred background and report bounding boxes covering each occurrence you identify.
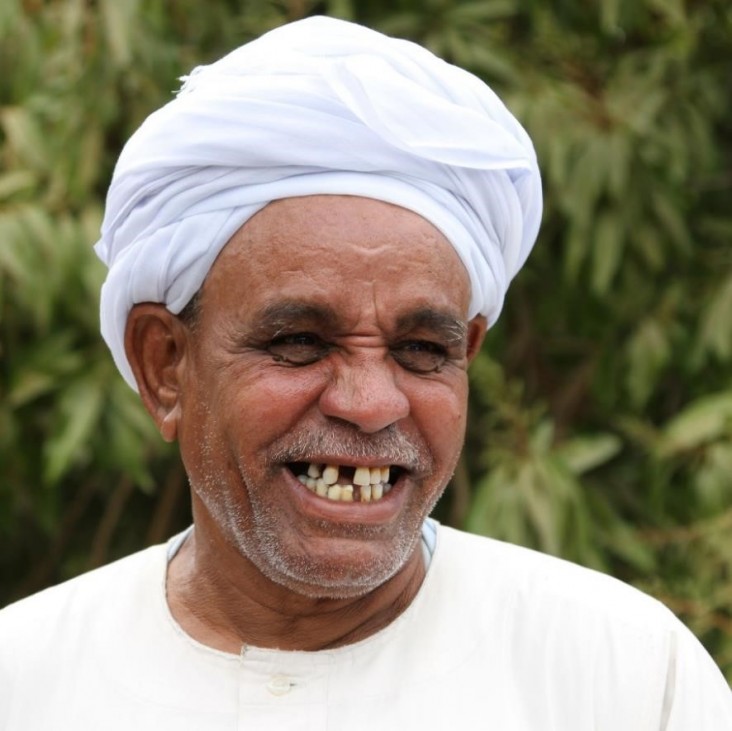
[1,0,730,679]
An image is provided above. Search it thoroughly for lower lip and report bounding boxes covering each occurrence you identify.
[284,468,408,525]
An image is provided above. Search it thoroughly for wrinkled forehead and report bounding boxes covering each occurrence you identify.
[200,195,473,325]
[213,194,468,272]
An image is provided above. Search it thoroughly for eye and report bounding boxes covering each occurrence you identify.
[391,341,448,373]
[267,333,329,365]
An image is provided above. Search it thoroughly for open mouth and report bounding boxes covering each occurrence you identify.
[288,462,402,503]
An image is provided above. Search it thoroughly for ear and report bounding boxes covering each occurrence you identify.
[466,315,488,364]
[124,304,190,443]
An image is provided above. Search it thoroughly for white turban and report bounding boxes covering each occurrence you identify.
[95,16,542,390]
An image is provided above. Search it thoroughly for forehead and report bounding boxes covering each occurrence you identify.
[201,195,471,325]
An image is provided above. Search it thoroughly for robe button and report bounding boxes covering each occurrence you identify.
[267,674,293,696]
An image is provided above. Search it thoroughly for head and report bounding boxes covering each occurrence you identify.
[96,17,542,599]
[126,195,486,597]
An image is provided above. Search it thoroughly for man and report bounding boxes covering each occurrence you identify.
[1,16,730,730]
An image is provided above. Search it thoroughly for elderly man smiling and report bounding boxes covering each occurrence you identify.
[1,16,731,731]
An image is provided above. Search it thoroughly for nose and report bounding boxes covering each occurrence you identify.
[318,353,410,433]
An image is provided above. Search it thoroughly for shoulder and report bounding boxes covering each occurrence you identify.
[434,523,674,629]
[427,525,732,726]
[0,543,167,672]
[0,542,166,620]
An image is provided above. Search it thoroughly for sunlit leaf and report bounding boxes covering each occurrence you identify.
[0,170,37,200]
[556,434,622,474]
[658,392,732,456]
[625,317,671,407]
[100,0,139,66]
[43,374,105,484]
[591,210,625,295]
[0,107,49,171]
[695,273,732,362]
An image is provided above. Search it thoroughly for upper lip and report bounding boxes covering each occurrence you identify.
[288,457,406,469]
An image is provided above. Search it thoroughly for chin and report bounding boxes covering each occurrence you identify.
[249,531,419,600]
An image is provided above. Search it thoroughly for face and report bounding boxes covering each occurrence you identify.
[175,196,486,598]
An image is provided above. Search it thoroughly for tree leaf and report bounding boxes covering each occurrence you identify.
[591,210,625,295]
[556,434,622,475]
[658,392,732,456]
[43,375,104,484]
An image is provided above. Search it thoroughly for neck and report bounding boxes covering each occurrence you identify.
[165,523,427,653]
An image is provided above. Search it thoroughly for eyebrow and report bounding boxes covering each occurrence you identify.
[248,300,467,343]
[395,308,468,344]
[250,301,340,338]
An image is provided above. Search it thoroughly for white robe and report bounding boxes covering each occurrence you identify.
[1,522,730,729]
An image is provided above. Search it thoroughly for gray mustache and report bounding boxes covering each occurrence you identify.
[269,424,431,472]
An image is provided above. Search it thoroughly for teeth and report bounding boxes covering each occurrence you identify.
[353,466,371,486]
[322,465,339,485]
[298,463,397,502]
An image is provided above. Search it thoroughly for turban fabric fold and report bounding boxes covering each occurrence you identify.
[95,16,542,390]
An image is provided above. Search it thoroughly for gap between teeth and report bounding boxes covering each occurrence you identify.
[297,464,393,503]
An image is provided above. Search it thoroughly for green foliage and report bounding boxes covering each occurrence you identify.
[459,0,732,679]
[1,0,730,680]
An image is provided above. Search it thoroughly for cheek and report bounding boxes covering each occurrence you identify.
[232,368,325,416]
[208,366,329,450]
[407,375,469,461]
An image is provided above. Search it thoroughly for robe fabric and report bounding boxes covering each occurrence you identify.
[1,521,730,729]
